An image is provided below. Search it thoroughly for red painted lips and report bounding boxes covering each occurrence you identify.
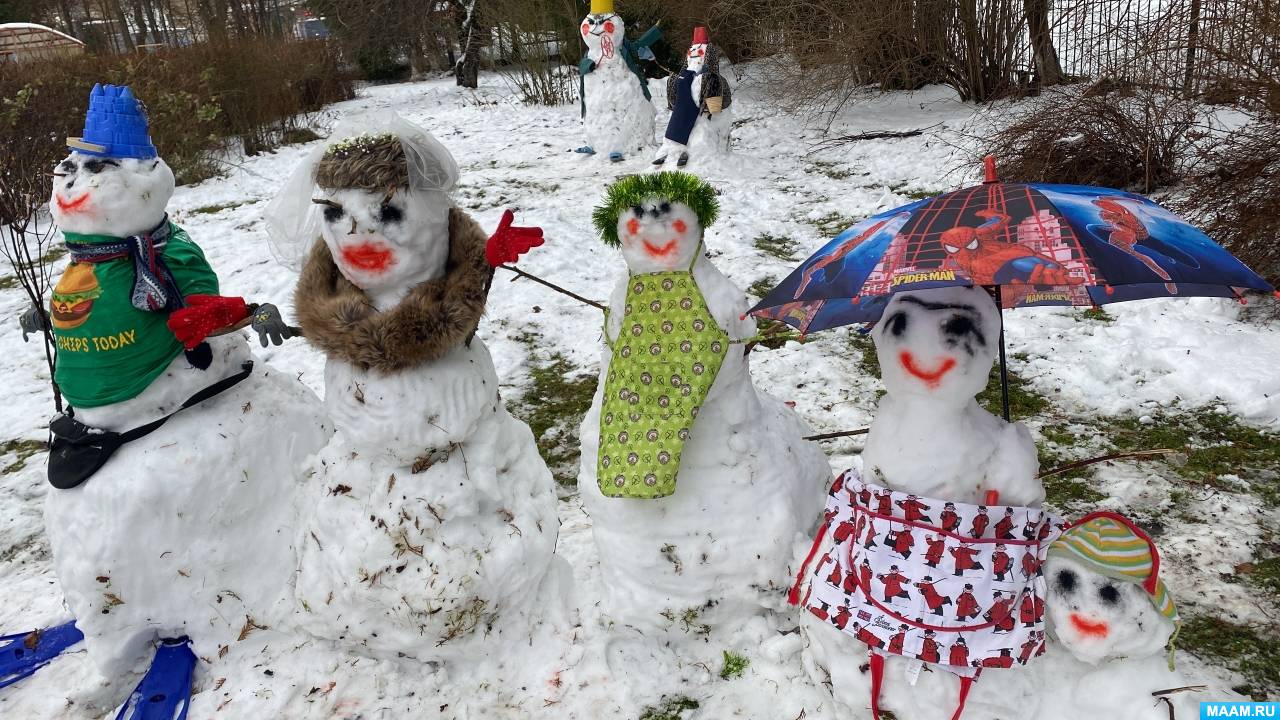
[898,351,957,388]
[1069,613,1109,638]
[341,242,395,273]
[55,193,91,214]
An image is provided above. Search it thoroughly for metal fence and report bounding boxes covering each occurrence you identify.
[1045,0,1278,97]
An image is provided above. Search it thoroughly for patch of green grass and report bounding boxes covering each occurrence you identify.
[888,183,939,201]
[809,212,859,238]
[1107,405,1280,503]
[719,650,749,679]
[658,606,711,636]
[190,201,246,215]
[639,696,700,720]
[0,275,17,290]
[1178,615,1279,700]
[753,233,800,262]
[506,333,597,489]
[747,276,778,301]
[807,160,857,180]
[845,331,881,379]
[1077,307,1115,323]
[281,127,322,145]
[39,246,66,264]
[1245,556,1280,597]
[1042,472,1108,508]
[976,365,1051,420]
[1,438,45,475]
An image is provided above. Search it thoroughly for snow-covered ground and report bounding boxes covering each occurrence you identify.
[1,66,1277,718]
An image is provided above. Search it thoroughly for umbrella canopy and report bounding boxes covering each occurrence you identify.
[752,168,1274,335]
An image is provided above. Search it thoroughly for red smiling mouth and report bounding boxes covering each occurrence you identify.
[55,193,91,213]
[341,242,394,272]
[899,351,957,388]
[643,240,678,257]
[1069,614,1109,638]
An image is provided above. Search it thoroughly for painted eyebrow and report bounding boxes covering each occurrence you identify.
[899,296,980,313]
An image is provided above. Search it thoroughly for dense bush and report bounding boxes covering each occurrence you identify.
[0,39,354,191]
[977,84,1198,193]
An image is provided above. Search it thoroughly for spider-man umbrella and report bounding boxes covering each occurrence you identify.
[750,157,1275,420]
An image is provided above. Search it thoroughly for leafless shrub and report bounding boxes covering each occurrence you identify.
[487,0,579,106]
[977,84,1198,192]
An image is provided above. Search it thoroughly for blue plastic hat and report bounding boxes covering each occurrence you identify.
[67,84,157,159]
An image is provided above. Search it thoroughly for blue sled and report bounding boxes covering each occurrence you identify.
[0,620,84,688]
[115,638,196,720]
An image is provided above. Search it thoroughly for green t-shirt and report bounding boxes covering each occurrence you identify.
[51,223,219,408]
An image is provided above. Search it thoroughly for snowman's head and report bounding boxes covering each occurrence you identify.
[581,11,625,60]
[50,152,174,237]
[594,172,719,275]
[1045,514,1179,665]
[312,131,456,293]
[872,285,1001,408]
[687,43,709,73]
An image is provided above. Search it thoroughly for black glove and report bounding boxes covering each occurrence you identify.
[20,304,47,343]
[248,303,300,347]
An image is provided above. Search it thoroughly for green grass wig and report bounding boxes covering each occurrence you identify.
[591,172,720,246]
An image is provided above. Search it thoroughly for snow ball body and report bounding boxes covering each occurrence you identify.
[581,13,655,157]
[684,47,732,158]
[579,198,830,631]
[292,187,568,662]
[801,286,1045,715]
[43,151,332,675]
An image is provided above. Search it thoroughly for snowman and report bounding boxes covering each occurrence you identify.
[264,114,571,665]
[576,0,661,162]
[653,26,733,168]
[25,84,330,712]
[578,172,830,631]
[794,285,1195,719]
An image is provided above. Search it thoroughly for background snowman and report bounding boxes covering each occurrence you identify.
[578,172,830,632]
[265,114,571,667]
[30,84,330,712]
[654,26,733,167]
[576,0,661,162]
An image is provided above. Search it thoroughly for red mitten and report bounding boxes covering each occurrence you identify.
[486,209,545,268]
[166,295,250,350]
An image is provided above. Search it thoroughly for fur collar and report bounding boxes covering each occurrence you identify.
[295,208,493,373]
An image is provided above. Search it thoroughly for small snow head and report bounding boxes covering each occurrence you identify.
[1045,513,1179,666]
[872,286,1001,407]
[311,123,458,297]
[581,2,624,62]
[594,172,719,274]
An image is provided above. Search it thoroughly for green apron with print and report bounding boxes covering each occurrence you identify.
[598,256,729,499]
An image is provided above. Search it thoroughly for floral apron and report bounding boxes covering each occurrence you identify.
[791,468,1065,719]
[598,251,729,499]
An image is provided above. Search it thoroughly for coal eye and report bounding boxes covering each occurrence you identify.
[632,205,644,217]
[886,311,909,337]
[379,203,403,224]
[659,202,671,214]
[84,159,107,173]
[943,315,975,337]
[1099,585,1121,604]
[58,160,77,173]
[1056,569,1077,593]
[323,206,344,223]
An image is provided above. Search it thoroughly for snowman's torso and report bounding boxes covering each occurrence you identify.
[295,339,565,661]
[583,54,655,155]
[44,335,331,675]
[579,259,830,629]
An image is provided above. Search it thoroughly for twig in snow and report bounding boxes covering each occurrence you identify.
[804,428,870,442]
[1037,449,1179,479]
[809,124,942,154]
[499,264,604,311]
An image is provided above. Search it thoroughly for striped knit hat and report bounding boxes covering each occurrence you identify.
[1048,511,1178,622]
[1049,511,1180,666]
